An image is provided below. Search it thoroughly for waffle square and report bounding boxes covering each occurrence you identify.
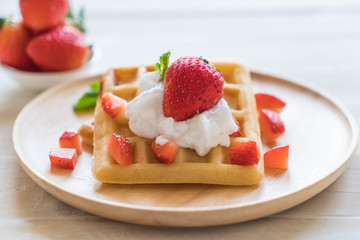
[92,62,264,185]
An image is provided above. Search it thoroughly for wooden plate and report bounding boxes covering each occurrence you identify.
[13,71,358,227]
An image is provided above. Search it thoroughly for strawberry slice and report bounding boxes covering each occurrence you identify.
[49,148,77,169]
[59,131,82,154]
[230,117,241,137]
[264,145,289,169]
[151,138,179,164]
[255,93,286,113]
[101,93,127,122]
[107,134,132,165]
[228,141,260,166]
[258,109,285,142]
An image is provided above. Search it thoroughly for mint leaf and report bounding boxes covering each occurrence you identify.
[156,51,171,81]
[73,81,100,111]
[155,62,161,71]
[90,81,100,91]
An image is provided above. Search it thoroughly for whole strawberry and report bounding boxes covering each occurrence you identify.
[163,56,224,121]
[26,25,90,72]
[0,21,37,71]
[20,0,69,33]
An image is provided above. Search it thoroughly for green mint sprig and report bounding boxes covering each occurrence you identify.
[73,81,100,111]
[155,51,171,81]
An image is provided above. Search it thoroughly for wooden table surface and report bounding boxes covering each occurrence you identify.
[1,0,359,239]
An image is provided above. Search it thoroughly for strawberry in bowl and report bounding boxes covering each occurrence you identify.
[0,20,36,71]
[26,25,90,72]
[0,0,99,90]
[20,0,69,33]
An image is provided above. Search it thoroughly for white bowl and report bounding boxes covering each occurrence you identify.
[0,46,101,91]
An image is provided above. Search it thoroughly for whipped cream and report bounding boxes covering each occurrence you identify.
[124,72,238,156]
[155,135,169,146]
[138,71,162,92]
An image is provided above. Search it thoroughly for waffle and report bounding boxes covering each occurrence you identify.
[78,119,94,146]
[91,61,264,185]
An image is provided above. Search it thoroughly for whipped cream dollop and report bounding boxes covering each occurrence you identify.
[124,72,238,156]
[155,135,170,145]
[138,71,162,92]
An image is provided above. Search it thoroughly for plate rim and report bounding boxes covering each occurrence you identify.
[12,70,359,225]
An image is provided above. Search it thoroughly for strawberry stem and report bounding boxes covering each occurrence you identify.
[87,44,93,61]
[0,17,11,31]
[0,18,5,30]
[199,56,222,76]
[155,51,171,81]
[66,5,86,32]
[199,57,214,68]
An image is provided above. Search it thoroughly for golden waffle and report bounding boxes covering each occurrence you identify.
[78,119,94,146]
[91,62,264,185]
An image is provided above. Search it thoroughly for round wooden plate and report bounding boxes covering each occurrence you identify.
[13,71,358,227]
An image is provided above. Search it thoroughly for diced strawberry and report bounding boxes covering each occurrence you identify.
[228,141,260,166]
[255,93,286,113]
[151,139,179,164]
[59,131,82,154]
[49,148,77,169]
[107,133,132,165]
[101,93,127,120]
[258,109,285,142]
[230,116,241,137]
[264,145,289,169]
